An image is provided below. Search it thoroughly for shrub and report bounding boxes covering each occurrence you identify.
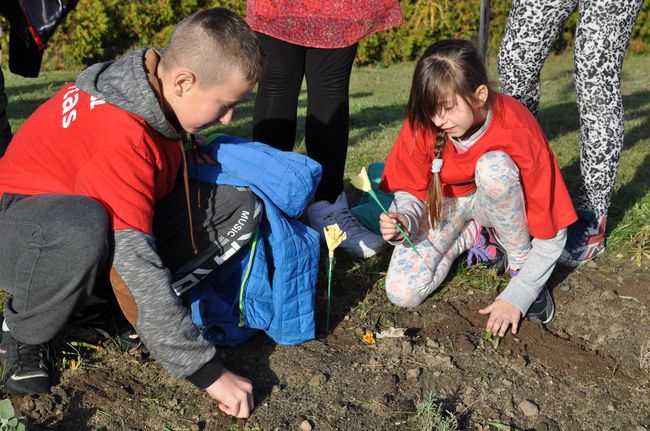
[41,0,110,70]
[631,0,650,53]
[40,0,245,70]
[1,0,648,71]
[359,0,648,64]
[356,0,586,65]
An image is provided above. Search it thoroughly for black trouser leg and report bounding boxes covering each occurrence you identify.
[0,193,110,344]
[252,33,306,151]
[304,43,358,203]
[252,32,358,204]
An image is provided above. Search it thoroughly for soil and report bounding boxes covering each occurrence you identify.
[4,250,650,431]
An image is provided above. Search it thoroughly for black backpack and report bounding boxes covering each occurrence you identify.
[1,0,79,77]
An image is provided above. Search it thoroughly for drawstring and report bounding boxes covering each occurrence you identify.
[189,134,201,208]
[177,140,199,255]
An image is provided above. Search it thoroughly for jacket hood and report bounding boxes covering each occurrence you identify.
[75,48,182,141]
[193,135,322,218]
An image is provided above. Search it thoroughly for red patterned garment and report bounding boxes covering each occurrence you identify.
[246,0,403,48]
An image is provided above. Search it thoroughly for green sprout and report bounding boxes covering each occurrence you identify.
[478,331,500,350]
[487,421,522,430]
[415,391,459,431]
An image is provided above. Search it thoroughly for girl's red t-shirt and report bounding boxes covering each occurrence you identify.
[380,94,577,239]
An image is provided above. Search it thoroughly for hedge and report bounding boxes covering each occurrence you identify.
[357,0,649,65]
[1,0,648,71]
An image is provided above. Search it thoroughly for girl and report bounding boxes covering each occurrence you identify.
[379,39,577,338]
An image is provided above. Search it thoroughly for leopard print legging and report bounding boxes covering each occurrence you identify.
[497,0,643,219]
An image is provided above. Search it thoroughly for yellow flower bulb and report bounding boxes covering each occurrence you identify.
[349,166,372,192]
[324,224,347,258]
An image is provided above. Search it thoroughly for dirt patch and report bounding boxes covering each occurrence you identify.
[4,254,650,430]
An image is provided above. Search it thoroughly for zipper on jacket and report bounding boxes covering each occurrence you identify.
[238,227,260,327]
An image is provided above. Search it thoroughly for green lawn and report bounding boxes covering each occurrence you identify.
[4,53,650,268]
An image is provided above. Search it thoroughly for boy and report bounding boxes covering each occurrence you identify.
[0,8,264,419]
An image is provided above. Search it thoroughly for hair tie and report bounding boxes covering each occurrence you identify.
[431,159,443,174]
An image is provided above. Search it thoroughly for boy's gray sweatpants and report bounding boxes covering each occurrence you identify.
[0,193,109,344]
[0,182,260,345]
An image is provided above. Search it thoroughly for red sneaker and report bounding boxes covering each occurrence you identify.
[466,225,508,274]
[559,210,606,267]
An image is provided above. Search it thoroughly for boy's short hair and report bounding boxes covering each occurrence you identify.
[161,8,264,87]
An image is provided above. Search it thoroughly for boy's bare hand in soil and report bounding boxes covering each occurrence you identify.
[206,369,254,418]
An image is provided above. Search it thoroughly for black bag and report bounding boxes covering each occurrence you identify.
[2,0,79,77]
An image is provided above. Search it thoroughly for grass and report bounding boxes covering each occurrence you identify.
[414,391,460,431]
[3,53,650,299]
[641,340,650,372]
[59,340,97,370]
[487,421,522,431]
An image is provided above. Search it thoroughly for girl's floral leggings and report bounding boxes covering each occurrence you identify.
[385,151,530,308]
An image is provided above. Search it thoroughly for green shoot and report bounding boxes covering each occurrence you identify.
[60,340,99,370]
[479,331,500,350]
[487,421,522,430]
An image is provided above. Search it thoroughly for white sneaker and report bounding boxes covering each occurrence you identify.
[308,192,385,258]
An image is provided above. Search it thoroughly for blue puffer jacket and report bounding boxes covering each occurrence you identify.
[187,135,322,346]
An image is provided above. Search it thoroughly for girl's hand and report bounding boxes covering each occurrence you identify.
[379,212,409,241]
[478,299,522,337]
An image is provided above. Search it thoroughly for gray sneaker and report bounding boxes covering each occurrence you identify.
[308,192,385,258]
[526,288,555,324]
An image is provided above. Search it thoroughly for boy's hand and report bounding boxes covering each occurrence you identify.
[379,212,409,241]
[478,299,522,337]
[205,369,254,418]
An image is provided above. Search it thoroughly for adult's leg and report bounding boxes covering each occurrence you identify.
[0,194,110,344]
[497,0,578,116]
[154,181,262,295]
[573,0,643,217]
[252,33,306,151]
[385,195,475,308]
[0,68,12,156]
[473,151,531,270]
[304,43,358,203]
